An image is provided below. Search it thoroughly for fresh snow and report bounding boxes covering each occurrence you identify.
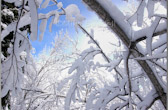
[39,19,47,41]
[147,0,154,18]
[133,21,166,41]
[65,4,85,23]
[4,0,16,3]
[41,0,50,9]
[1,0,167,110]
[2,9,14,18]
[57,2,63,9]
[146,17,161,55]
[137,0,146,27]
[134,52,167,60]
[18,12,31,28]
[96,0,132,39]
[1,22,16,41]
[29,0,38,41]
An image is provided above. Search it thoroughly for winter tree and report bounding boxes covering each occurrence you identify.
[1,0,167,110]
[1,0,84,109]
[60,0,167,109]
[68,0,167,109]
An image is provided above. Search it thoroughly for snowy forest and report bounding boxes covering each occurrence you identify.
[1,0,167,110]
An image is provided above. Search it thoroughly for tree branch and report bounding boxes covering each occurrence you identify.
[82,0,166,108]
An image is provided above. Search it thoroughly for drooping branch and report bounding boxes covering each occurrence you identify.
[78,24,110,63]
[78,24,134,109]
[78,24,123,79]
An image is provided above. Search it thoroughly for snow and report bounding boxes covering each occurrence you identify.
[1,0,167,109]
[131,67,143,78]
[1,53,6,61]
[1,85,10,98]
[39,19,47,41]
[2,58,12,75]
[133,20,166,41]
[36,0,43,7]
[7,46,13,54]
[65,53,88,109]
[147,0,154,18]
[131,0,167,42]
[146,17,161,55]
[20,51,27,58]
[68,58,82,74]
[29,0,38,41]
[110,100,129,110]
[90,29,94,38]
[137,0,146,27]
[131,80,139,92]
[38,10,58,19]
[57,2,63,9]
[86,79,127,109]
[80,18,124,58]
[152,34,167,50]
[41,0,50,9]
[98,58,122,72]
[14,0,22,7]
[1,22,16,41]
[1,12,31,41]
[49,17,54,32]
[127,13,137,26]
[18,12,31,28]
[97,0,167,58]
[4,0,16,3]
[53,11,59,24]
[96,0,132,39]
[134,52,167,60]
[137,90,158,110]
[65,4,85,23]
[2,66,14,98]
[154,44,167,55]
[48,11,59,32]
[148,61,167,93]
[2,25,31,99]
[140,33,167,55]
[108,59,122,72]
[86,91,98,109]
[2,9,14,18]
[153,1,167,18]
[1,22,7,29]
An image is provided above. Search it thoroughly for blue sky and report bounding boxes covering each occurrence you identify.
[31,0,126,55]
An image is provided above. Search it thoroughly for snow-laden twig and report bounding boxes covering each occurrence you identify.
[134,52,167,60]
[83,0,167,109]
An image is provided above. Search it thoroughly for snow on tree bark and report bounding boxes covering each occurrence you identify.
[82,0,167,108]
